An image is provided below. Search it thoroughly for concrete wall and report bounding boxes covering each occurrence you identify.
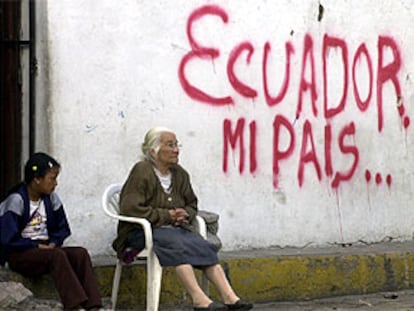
[37,0,414,256]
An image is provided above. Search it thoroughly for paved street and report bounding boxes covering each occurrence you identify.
[162,290,414,311]
[6,289,414,310]
[231,290,414,311]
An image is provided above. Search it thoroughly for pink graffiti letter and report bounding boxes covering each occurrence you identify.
[227,41,258,98]
[223,118,246,173]
[178,5,233,105]
[298,120,322,187]
[249,121,257,173]
[377,36,402,132]
[296,34,318,118]
[352,43,373,112]
[272,115,295,188]
[323,34,348,119]
[331,122,359,188]
[263,41,294,107]
[324,124,333,178]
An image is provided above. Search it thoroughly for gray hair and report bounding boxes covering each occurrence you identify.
[141,126,174,162]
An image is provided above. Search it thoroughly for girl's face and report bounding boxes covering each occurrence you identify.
[36,167,60,194]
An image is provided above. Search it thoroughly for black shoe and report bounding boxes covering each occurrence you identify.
[194,301,228,311]
[226,300,253,310]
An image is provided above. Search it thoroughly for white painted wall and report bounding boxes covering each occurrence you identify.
[38,0,414,256]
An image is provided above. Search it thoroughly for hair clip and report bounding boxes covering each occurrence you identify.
[48,161,53,168]
[32,165,38,171]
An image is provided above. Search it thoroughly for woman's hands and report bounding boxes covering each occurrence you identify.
[38,242,56,249]
[168,208,189,226]
[175,208,189,226]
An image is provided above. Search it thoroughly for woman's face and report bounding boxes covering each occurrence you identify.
[36,167,60,194]
[155,132,180,167]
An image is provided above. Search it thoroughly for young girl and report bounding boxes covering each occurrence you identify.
[0,152,102,310]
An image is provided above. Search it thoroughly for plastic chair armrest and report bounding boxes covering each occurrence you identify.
[195,215,207,239]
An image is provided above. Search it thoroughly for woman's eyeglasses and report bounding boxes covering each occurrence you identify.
[164,142,182,149]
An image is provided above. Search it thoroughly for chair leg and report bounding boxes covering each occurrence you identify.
[111,260,123,310]
[146,253,163,311]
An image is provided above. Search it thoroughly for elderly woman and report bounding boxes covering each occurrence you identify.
[112,127,253,311]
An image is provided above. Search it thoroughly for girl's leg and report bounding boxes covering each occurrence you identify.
[62,247,102,309]
[9,248,88,310]
[8,248,49,277]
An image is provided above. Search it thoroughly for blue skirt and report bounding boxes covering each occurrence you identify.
[153,227,219,268]
[127,226,218,268]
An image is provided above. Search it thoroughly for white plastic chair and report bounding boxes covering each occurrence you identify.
[102,183,208,311]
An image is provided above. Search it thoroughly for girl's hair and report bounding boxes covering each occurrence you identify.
[24,152,60,184]
[141,127,174,162]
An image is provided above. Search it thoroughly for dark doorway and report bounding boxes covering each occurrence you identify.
[0,0,34,199]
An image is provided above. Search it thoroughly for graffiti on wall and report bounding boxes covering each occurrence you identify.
[178,4,407,189]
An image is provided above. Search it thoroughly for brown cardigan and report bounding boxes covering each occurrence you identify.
[112,160,198,255]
